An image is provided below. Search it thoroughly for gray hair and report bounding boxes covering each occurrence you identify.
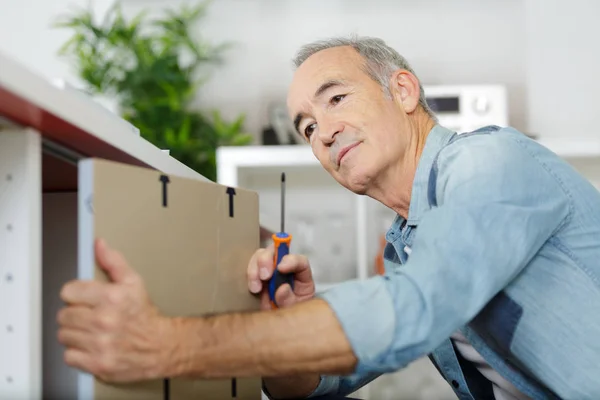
[292,35,437,121]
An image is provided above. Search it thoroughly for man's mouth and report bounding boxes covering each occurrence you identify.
[337,142,361,166]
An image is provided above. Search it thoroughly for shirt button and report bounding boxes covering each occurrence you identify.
[452,380,459,388]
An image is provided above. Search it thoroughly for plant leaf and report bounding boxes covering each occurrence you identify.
[52,0,249,182]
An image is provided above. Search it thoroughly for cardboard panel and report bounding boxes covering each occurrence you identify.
[78,158,262,399]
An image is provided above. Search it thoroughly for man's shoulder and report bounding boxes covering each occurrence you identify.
[429,125,567,203]
[434,125,538,175]
[445,124,535,155]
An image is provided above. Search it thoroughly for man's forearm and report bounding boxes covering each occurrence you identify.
[162,298,357,380]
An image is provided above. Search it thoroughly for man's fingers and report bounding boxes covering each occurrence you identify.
[63,347,94,372]
[256,246,275,281]
[249,247,315,306]
[260,285,295,309]
[57,306,95,332]
[275,285,296,308]
[58,327,92,350]
[247,251,263,294]
[277,254,313,282]
[95,238,138,285]
[60,280,106,306]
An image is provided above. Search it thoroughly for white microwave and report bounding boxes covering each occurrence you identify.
[424,84,509,133]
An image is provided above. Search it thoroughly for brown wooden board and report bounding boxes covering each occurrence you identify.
[78,158,262,399]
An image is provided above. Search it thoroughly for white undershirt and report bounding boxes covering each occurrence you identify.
[450,331,531,400]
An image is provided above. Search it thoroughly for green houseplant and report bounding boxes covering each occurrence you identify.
[54,0,253,181]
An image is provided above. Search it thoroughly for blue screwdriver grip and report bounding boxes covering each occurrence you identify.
[269,232,294,308]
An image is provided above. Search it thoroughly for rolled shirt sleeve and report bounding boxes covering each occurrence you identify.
[314,131,571,395]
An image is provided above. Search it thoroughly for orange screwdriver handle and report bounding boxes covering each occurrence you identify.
[269,232,293,309]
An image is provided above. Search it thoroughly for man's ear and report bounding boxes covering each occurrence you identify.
[389,69,421,114]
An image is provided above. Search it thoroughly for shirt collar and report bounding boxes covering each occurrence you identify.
[387,124,457,233]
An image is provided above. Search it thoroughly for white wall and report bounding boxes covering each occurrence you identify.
[0,0,73,84]
[525,0,600,138]
[3,0,599,141]
[124,0,528,138]
[0,0,114,88]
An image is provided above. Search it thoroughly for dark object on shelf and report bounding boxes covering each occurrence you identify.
[524,132,539,140]
[262,126,298,145]
[262,102,304,145]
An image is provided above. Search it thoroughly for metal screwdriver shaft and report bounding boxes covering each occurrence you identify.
[281,172,285,233]
[269,172,294,309]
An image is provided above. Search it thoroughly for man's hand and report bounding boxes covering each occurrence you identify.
[247,245,316,310]
[57,238,170,383]
[247,247,322,398]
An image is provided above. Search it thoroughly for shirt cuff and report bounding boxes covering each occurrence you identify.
[261,375,339,399]
[306,375,340,398]
[318,276,397,375]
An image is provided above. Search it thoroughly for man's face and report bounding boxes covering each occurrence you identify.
[287,46,412,194]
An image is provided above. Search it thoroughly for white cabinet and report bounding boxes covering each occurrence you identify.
[0,52,265,400]
[0,129,42,400]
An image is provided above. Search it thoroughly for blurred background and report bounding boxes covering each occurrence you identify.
[2,0,599,398]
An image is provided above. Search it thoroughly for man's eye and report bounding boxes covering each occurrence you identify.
[304,123,316,138]
[330,94,346,105]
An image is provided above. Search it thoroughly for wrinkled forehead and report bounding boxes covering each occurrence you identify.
[286,67,325,117]
[286,46,366,116]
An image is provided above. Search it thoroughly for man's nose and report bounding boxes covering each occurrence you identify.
[318,120,344,144]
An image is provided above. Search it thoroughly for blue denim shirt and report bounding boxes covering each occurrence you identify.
[306,125,600,399]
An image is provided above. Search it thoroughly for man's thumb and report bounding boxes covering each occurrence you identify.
[95,238,137,284]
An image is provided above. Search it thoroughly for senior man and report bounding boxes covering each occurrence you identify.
[57,36,600,400]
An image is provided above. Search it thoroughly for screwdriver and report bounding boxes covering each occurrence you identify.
[268,172,294,309]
